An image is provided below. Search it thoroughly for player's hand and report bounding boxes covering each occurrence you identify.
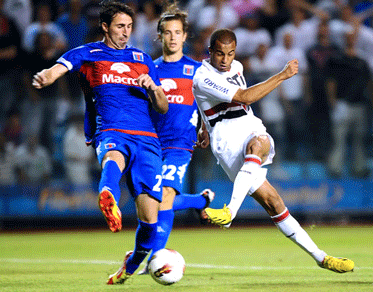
[282,59,298,80]
[137,74,158,91]
[194,127,210,149]
[32,70,50,89]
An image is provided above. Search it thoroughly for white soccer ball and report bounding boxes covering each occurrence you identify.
[148,248,185,285]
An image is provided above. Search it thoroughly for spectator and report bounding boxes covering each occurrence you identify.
[14,134,52,185]
[0,132,16,187]
[63,114,95,187]
[229,0,265,17]
[234,12,272,59]
[56,0,90,51]
[130,1,161,58]
[274,0,329,52]
[22,2,67,54]
[325,29,372,178]
[306,20,340,161]
[270,32,309,161]
[195,0,240,47]
[3,0,33,37]
[2,110,22,146]
[81,0,102,30]
[187,34,209,62]
[22,31,69,152]
[0,0,21,128]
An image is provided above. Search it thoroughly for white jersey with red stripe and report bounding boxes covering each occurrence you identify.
[193,59,275,182]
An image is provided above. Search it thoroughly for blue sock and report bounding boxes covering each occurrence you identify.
[98,160,122,203]
[147,209,174,263]
[126,220,157,274]
[173,193,207,211]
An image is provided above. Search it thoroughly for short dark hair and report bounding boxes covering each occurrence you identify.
[209,29,237,50]
[157,2,189,34]
[99,0,135,29]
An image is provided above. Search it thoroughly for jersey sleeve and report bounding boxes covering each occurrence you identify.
[57,46,86,72]
[194,71,239,103]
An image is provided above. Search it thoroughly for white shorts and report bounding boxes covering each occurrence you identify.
[210,114,275,184]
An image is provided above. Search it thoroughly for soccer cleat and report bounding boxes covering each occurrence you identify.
[107,251,134,284]
[205,204,232,228]
[198,189,215,224]
[98,190,122,232]
[137,262,149,275]
[319,255,354,273]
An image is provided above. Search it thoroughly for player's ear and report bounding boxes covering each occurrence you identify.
[101,22,109,33]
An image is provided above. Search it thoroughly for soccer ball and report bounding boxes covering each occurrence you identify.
[148,248,185,285]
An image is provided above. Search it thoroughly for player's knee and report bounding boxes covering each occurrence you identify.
[247,136,271,161]
[160,187,176,210]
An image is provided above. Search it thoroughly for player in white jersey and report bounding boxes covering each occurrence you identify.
[193,28,354,273]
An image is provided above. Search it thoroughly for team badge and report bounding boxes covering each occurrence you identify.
[183,65,194,76]
[133,52,144,62]
[105,142,117,149]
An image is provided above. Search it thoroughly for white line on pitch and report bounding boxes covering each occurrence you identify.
[0,258,370,270]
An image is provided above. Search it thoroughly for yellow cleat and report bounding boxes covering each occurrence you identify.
[98,190,122,232]
[205,204,232,228]
[107,251,133,284]
[319,255,354,273]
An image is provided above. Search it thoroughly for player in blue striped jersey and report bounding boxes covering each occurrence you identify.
[32,1,168,284]
[138,3,214,275]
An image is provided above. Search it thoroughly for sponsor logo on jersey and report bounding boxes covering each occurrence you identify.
[110,63,131,73]
[81,61,149,87]
[160,78,195,105]
[133,52,144,62]
[102,74,138,85]
[204,78,229,94]
[183,64,194,76]
[161,79,177,92]
[226,71,246,87]
[105,142,117,149]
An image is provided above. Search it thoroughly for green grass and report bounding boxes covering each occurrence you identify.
[0,225,372,292]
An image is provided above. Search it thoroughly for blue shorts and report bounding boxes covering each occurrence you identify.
[161,148,192,194]
[95,131,163,201]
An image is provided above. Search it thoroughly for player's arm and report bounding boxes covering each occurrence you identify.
[137,73,169,114]
[32,63,69,89]
[232,59,299,106]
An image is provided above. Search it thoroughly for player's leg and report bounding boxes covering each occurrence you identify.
[251,180,354,273]
[98,149,124,233]
[107,136,163,284]
[108,193,160,284]
[205,135,270,226]
[137,186,176,276]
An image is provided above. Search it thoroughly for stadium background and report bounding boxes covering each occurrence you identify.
[1,0,373,230]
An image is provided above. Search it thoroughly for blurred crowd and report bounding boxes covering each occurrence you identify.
[0,0,372,189]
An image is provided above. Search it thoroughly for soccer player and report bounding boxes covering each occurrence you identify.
[137,4,215,275]
[193,28,354,273]
[32,1,168,284]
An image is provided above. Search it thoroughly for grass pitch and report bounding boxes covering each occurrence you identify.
[0,225,372,292]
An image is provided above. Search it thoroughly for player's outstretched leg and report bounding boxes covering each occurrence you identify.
[98,189,122,232]
[319,256,354,273]
[205,204,232,228]
[197,189,215,224]
[172,189,215,223]
[107,251,133,284]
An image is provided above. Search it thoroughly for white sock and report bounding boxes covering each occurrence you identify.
[272,208,326,264]
[227,154,261,219]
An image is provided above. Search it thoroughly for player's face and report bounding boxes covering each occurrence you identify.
[102,12,133,50]
[160,20,187,56]
[209,40,236,72]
